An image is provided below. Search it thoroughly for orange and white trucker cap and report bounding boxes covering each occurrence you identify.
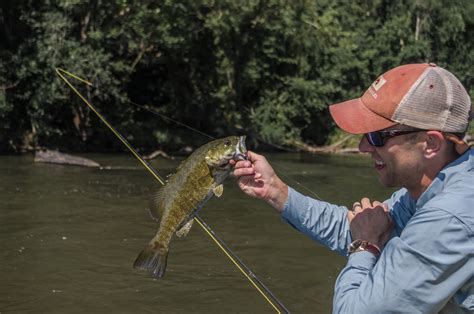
[329,63,472,153]
[329,63,472,135]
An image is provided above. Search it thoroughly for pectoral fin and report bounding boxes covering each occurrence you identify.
[176,219,194,238]
[213,184,224,197]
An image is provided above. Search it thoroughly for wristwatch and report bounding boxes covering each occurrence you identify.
[348,239,381,257]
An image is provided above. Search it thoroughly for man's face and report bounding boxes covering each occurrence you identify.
[359,126,425,193]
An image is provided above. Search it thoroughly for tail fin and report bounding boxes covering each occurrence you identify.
[133,245,169,279]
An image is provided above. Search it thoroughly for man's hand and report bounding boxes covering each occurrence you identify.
[230,151,288,212]
[347,198,393,249]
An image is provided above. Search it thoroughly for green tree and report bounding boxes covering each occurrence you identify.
[1,0,471,153]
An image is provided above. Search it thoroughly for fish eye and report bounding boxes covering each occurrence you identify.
[224,139,231,147]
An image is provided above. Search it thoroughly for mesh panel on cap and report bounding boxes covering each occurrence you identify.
[392,67,471,132]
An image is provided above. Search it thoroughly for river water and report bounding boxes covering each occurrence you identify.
[0,153,394,313]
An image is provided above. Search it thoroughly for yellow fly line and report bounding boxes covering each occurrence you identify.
[55,68,288,314]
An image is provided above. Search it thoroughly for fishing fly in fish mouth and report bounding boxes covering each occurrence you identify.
[133,135,247,278]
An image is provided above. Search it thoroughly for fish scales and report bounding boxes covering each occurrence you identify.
[133,136,247,278]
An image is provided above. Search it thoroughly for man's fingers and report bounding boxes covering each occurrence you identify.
[372,200,390,213]
[352,198,389,216]
[234,166,255,177]
[352,201,362,214]
[246,150,255,160]
[234,160,251,169]
[246,151,262,163]
[372,200,383,207]
[361,197,371,208]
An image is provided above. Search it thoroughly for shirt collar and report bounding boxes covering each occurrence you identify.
[416,148,473,208]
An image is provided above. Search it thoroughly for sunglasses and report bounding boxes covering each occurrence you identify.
[365,129,422,147]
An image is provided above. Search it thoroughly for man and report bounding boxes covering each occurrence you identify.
[232,63,473,313]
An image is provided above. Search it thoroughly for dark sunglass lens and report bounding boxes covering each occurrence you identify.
[366,132,384,147]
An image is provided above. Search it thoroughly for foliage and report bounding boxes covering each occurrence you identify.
[0,0,472,152]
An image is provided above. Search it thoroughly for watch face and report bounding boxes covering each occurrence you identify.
[348,240,381,256]
[349,239,363,252]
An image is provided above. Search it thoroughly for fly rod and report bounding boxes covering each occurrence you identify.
[55,68,289,314]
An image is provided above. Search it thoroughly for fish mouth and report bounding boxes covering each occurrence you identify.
[233,135,248,161]
[234,154,247,161]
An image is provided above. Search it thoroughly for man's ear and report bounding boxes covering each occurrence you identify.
[424,131,444,158]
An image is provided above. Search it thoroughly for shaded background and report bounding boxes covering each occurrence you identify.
[1,0,473,153]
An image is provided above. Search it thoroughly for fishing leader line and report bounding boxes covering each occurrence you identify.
[128,101,323,201]
[55,68,288,314]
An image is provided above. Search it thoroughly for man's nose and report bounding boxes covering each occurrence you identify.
[359,135,374,153]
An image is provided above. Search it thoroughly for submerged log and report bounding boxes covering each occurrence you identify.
[143,149,174,160]
[290,135,361,154]
[291,141,360,154]
[34,149,100,167]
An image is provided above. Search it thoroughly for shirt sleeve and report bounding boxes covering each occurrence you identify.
[281,187,352,255]
[333,206,473,313]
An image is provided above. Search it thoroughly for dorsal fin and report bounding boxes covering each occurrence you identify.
[148,186,167,222]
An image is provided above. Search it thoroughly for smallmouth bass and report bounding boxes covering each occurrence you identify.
[133,135,247,278]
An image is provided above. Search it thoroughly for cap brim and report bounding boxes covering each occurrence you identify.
[329,98,397,134]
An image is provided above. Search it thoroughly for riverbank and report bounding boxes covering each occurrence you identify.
[4,130,473,157]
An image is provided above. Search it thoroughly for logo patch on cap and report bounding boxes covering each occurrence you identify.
[372,75,386,91]
[368,75,387,99]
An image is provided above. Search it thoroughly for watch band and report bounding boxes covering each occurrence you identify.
[348,239,381,257]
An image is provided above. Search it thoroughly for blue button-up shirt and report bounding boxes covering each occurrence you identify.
[281,149,473,313]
